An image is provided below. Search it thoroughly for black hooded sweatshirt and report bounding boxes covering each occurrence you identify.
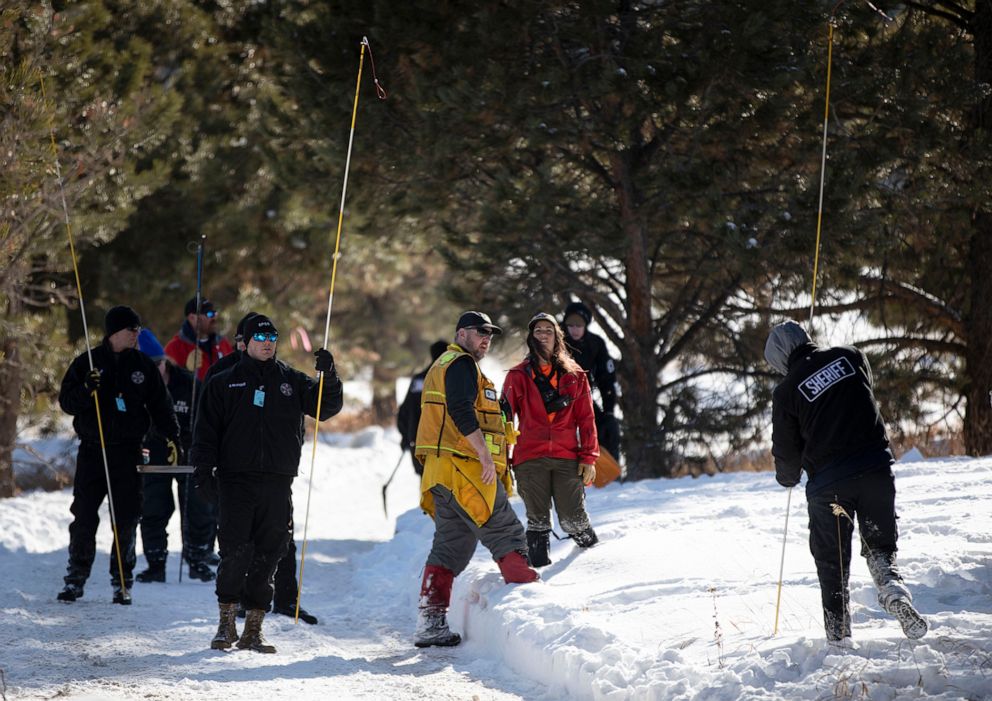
[771,342,892,494]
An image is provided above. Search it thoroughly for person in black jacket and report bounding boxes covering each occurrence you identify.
[765,320,927,644]
[202,311,320,625]
[562,301,620,458]
[57,306,181,606]
[135,328,216,584]
[191,314,342,653]
[396,340,448,475]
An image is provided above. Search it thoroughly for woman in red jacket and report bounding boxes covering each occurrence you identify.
[501,312,600,567]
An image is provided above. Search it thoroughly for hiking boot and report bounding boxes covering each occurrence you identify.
[211,602,240,650]
[136,561,166,583]
[526,530,551,568]
[187,560,216,582]
[572,526,599,548]
[204,551,221,566]
[57,583,84,603]
[237,609,276,653]
[888,598,928,640]
[112,586,132,605]
[272,603,318,625]
[414,609,461,648]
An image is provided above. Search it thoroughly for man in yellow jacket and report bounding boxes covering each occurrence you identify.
[414,310,538,647]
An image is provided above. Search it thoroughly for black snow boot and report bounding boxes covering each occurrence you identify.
[57,582,85,603]
[211,602,240,650]
[414,610,461,648]
[136,560,166,583]
[187,560,216,582]
[272,602,318,625]
[112,585,133,605]
[237,609,276,653]
[526,530,552,568]
[572,526,599,549]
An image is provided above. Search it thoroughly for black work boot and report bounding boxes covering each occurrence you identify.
[526,530,552,568]
[237,609,276,653]
[572,526,599,549]
[136,560,166,583]
[414,609,461,648]
[211,602,240,650]
[187,560,216,582]
[272,602,318,625]
[112,585,133,605]
[57,582,85,603]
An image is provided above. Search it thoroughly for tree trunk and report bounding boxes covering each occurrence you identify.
[0,333,22,498]
[964,211,992,455]
[610,154,668,480]
[963,3,992,455]
[371,362,398,426]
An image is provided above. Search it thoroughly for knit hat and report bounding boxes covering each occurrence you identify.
[234,312,260,342]
[455,310,502,335]
[184,297,216,316]
[764,321,813,375]
[563,301,592,327]
[104,306,141,337]
[243,314,278,341]
[137,328,166,362]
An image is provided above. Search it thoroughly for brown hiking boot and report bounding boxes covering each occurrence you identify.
[211,602,240,650]
[237,609,276,653]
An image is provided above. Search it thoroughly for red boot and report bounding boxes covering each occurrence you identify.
[415,565,461,648]
[497,550,539,584]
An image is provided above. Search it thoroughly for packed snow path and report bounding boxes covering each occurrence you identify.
[1,430,990,700]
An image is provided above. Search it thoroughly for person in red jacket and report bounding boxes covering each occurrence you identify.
[501,312,599,567]
[163,297,234,382]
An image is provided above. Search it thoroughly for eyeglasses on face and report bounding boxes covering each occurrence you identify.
[251,332,279,343]
[470,327,494,337]
[127,325,141,332]
[203,310,217,318]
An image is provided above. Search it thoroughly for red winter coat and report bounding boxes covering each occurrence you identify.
[164,322,234,382]
[501,359,599,467]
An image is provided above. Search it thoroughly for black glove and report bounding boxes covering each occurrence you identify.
[194,465,218,502]
[314,348,335,374]
[84,369,101,392]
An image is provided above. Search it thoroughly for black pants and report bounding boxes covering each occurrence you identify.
[64,442,143,589]
[807,467,898,639]
[215,472,292,610]
[272,538,300,609]
[140,473,216,564]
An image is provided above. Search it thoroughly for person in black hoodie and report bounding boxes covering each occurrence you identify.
[396,340,448,475]
[765,320,927,644]
[561,301,621,458]
[191,314,342,653]
[57,306,181,605]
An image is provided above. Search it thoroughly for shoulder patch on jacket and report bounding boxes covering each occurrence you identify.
[798,357,855,402]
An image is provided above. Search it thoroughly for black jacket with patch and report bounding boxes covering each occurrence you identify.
[190,353,343,476]
[59,343,179,446]
[771,343,891,491]
[564,331,617,414]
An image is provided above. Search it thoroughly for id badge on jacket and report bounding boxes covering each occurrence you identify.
[253,389,265,407]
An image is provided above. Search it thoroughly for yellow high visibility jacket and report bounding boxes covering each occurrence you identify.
[415,344,514,526]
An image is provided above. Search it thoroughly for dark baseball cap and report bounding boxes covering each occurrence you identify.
[455,310,502,335]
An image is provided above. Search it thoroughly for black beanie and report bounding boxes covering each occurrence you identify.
[104,306,141,337]
[563,301,592,326]
[243,314,278,341]
[235,312,260,342]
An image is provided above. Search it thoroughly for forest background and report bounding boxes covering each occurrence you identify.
[2,0,990,495]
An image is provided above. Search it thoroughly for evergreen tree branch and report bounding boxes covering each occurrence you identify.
[903,1,973,30]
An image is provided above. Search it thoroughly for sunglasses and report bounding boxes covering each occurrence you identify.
[127,325,141,332]
[203,310,217,318]
[470,326,494,337]
[251,332,279,343]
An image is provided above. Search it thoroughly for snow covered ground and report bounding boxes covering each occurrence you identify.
[1,428,990,700]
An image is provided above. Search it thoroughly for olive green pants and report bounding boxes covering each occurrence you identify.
[514,457,591,535]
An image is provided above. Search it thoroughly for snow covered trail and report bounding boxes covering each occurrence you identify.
[2,430,991,700]
[0,432,544,700]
